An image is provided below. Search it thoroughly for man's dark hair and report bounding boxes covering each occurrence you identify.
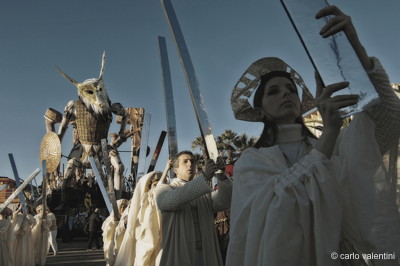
[173,150,194,168]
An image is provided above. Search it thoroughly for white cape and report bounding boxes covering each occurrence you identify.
[227,58,400,266]
[114,172,162,266]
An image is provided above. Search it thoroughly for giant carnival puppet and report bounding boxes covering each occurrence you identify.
[53,52,128,206]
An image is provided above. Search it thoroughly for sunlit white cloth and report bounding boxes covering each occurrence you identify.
[102,199,128,266]
[47,212,58,254]
[13,213,36,266]
[32,215,52,266]
[114,172,163,266]
[0,216,14,266]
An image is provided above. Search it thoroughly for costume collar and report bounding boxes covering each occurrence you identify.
[276,124,304,143]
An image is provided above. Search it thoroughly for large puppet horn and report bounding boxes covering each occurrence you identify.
[55,66,79,87]
[98,51,106,80]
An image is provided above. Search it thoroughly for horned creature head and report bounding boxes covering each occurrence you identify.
[56,52,112,122]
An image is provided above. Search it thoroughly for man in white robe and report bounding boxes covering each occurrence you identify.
[47,207,58,256]
[0,207,14,266]
[13,205,36,266]
[32,205,52,266]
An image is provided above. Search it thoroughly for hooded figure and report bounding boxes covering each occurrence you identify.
[32,204,52,266]
[0,207,14,266]
[13,206,36,266]
[114,171,163,266]
[102,198,129,266]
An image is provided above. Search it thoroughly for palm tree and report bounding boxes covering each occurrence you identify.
[217,129,238,164]
[192,136,208,163]
[192,130,257,165]
[193,153,205,172]
[234,133,257,156]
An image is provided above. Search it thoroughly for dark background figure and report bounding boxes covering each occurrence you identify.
[87,208,102,250]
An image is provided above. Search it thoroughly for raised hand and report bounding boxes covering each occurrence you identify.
[316,5,372,70]
[159,159,173,185]
[315,72,359,132]
[316,5,354,39]
[203,159,219,182]
[314,72,359,158]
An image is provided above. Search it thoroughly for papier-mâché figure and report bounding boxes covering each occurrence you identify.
[56,52,128,205]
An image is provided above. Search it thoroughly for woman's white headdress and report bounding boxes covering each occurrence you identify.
[231,57,315,122]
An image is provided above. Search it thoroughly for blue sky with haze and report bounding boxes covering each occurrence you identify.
[1,0,399,183]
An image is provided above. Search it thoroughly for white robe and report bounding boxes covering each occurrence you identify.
[113,206,129,258]
[0,216,14,266]
[102,199,128,266]
[47,212,58,254]
[13,213,36,266]
[226,58,400,266]
[114,172,163,266]
[102,217,118,265]
[32,215,52,266]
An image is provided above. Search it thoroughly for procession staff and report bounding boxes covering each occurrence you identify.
[154,151,232,266]
[227,5,400,266]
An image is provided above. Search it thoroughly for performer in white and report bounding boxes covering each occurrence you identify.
[13,204,36,266]
[154,151,232,266]
[227,5,400,266]
[113,200,130,262]
[0,207,14,266]
[114,171,164,266]
[47,207,58,256]
[32,205,52,266]
[102,198,129,266]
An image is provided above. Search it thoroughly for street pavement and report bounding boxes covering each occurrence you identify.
[45,237,105,265]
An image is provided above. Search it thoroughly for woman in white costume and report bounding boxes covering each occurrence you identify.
[32,205,52,266]
[114,171,163,266]
[46,207,58,256]
[13,204,36,266]
[227,5,400,266]
[102,198,129,266]
[113,200,131,261]
[0,207,14,266]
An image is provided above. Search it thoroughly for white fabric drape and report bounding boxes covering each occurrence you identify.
[226,58,400,266]
[32,215,52,266]
[114,172,162,266]
[13,213,36,266]
[0,216,14,266]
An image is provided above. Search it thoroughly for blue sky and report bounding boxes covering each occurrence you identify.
[1,0,399,183]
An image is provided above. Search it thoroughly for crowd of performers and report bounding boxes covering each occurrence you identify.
[1,4,400,266]
[0,205,57,266]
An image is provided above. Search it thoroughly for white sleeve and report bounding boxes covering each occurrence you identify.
[333,108,400,261]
